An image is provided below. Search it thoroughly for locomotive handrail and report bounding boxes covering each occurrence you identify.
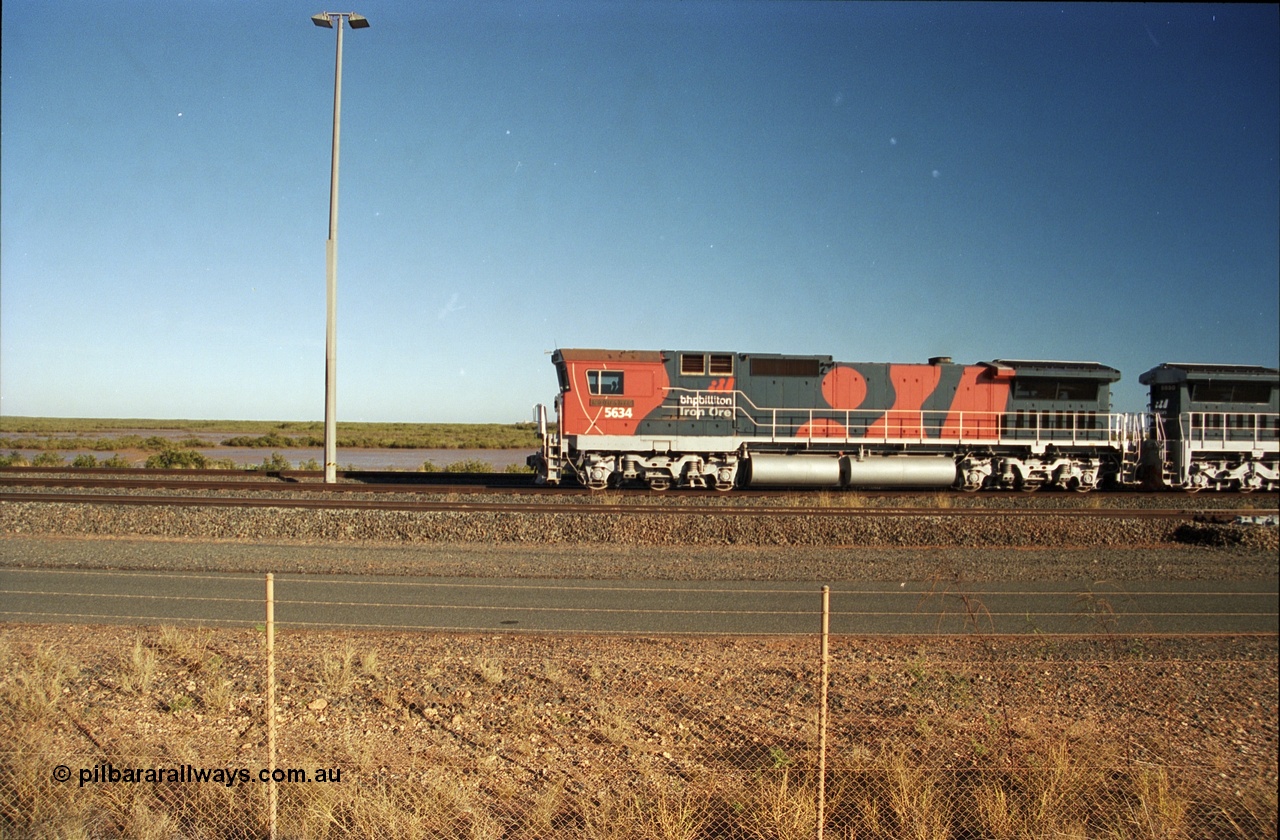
[1179,412,1280,449]
[664,387,1131,448]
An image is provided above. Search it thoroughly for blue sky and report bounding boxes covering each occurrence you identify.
[2,1,1277,422]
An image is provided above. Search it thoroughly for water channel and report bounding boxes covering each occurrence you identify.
[7,435,531,472]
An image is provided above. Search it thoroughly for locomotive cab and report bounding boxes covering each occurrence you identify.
[529,349,675,488]
[995,360,1120,445]
[1138,363,1280,491]
[952,359,1124,492]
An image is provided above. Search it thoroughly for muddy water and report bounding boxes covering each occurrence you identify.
[207,447,533,471]
[11,446,532,472]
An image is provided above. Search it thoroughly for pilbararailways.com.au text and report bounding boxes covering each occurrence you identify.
[56,762,343,788]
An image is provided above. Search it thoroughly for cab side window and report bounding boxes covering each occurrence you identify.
[588,371,624,395]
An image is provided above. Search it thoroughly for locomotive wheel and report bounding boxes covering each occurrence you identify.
[1066,472,1096,493]
[957,468,987,492]
[584,463,612,491]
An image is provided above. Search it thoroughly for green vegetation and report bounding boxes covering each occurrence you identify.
[421,458,497,473]
[222,431,322,448]
[0,418,541,472]
[144,448,210,469]
[0,434,207,453]
[0,417,541,451]
[249,452,295,473]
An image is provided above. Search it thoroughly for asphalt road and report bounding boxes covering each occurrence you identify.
[2,566,1274,635]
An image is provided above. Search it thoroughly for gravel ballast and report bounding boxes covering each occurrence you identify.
[1,498,1276,581]
[4,499,1279,548]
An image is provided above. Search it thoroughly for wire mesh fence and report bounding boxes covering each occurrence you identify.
[7,756,1260,839]
[1,584,1276,839]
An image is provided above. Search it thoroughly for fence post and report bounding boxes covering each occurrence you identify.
[817,585,830,840]
[266,573,277,840]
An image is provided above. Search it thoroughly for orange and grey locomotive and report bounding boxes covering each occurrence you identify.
[529,349,1278,492]
[532,350,1114,491]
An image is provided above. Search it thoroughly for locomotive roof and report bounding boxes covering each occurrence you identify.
[553,349,664,363]
[1139,362,1280,385]
[553,349,1129,380]
[989,359,1121,379]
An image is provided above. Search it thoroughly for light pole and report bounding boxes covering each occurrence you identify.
[311,11,369,483]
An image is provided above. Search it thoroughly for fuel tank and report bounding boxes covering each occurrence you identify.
[842,455,957,488]
[742,454,957,488]
[742,454,842,487]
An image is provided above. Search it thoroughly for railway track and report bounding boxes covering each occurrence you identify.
[6,465,1277,499]
[2,467,1274,520]
[1,490,1250,519]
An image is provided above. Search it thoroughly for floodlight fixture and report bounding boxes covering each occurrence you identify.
[311,10,370,483]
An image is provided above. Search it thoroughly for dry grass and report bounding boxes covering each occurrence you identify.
[358,649,382,681]
[156,624,210,661]
[318,644,358,697]
[119,637,158,695]
[474,657,506,685]
[15,757,1184,840]
[0,642,77,722]
[1,626,1274,839]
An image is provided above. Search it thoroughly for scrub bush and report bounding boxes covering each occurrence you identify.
[144,448,209,469]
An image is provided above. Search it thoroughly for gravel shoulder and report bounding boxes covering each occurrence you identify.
[1,534,1277,583]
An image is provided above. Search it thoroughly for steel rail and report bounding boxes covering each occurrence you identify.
[0,490,1256,519]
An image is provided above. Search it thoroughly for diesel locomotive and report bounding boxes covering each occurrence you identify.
[1139,363,1280,492]
[529,349,1279,493]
